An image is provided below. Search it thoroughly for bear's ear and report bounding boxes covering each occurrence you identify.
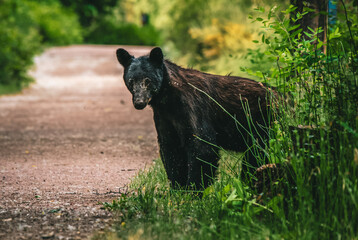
[116,48,133,68]
[149,47,163,65]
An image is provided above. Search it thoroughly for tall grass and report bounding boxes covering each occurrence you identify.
[95,3,358,240]
[261,3,357,238]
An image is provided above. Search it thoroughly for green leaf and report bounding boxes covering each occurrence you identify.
[304,31,312,38]
[288,24,301,32]
[303,6,315,13]
[328,27,342,40]
[291,28,303,38]
[296,12,302,20]
[203,185,214,198]
[307,26,316,33]
[317,39,324,49]
[282,5,297,14]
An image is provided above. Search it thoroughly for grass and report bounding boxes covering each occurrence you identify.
[0,82,30,96]
[94,157,284,240]
[93,129,357,239]
[93,91,357,239]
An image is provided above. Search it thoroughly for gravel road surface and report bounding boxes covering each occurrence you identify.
[0,45,158,239]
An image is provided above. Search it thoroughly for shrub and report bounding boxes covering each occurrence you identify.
[58,0,118,27]
[0,0,42,91]
[0,0,84,94]
[244,3,358,238]
[25,0,83,45]
[85,20,161,46]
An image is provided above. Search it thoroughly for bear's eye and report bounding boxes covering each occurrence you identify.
[127,78,133,87]
[141,77,151,88]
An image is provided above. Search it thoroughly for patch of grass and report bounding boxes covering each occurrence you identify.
[0,83,22,96]
[95,155,291,240]
[0,80,33,96]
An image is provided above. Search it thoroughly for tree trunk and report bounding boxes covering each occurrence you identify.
[290,0,328,51]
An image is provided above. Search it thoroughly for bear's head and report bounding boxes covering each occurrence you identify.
[116,47,164,110]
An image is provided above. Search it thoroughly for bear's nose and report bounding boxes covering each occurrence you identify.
[133,99,147,110]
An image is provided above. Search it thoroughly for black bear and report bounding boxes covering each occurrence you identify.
[116,47,276,189]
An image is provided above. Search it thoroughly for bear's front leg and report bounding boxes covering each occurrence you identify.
[154,113,188,188]
[186,133,219,189]
[159,143,188,188]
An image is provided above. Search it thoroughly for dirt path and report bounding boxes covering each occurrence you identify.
[0,45,158,239]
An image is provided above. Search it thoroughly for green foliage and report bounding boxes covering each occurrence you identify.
[59,0,118,27]
[0,0,42,89]
[25,0,83,45]
[166,0,209,56]
[245,3,357,125]
[245,2,358,238]
[132,0,287,75]
[85,20,161,46]
[0,0,83,94]
[97,159,279,240]
[80,0,161,46]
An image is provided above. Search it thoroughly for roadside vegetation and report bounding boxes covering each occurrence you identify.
[0,0,276,94]
[0,0,277,95]
[0,0,82,94]
[0,0,159,94]
[95,1,358,239]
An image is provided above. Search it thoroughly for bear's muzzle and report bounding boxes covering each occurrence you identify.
[133,93,151,110]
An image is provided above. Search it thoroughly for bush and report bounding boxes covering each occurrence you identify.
[244,3,358,238]
[25,0,83,45]
[130,0,286,75]
[58,0,118,27]
[85,20,161,46]
[0,0,42,91]
[0,0,84,94]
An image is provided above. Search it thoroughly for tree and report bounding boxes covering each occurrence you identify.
[59,0,118,26]
[290,0,328,48]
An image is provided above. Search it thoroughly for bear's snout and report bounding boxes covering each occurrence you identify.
[133,99,147,110]
[133,93,151,110]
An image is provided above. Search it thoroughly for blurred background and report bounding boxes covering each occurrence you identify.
[2,0,357,92]
[0,0,289,95]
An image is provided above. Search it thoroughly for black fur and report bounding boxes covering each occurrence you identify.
[116,47,276,189]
